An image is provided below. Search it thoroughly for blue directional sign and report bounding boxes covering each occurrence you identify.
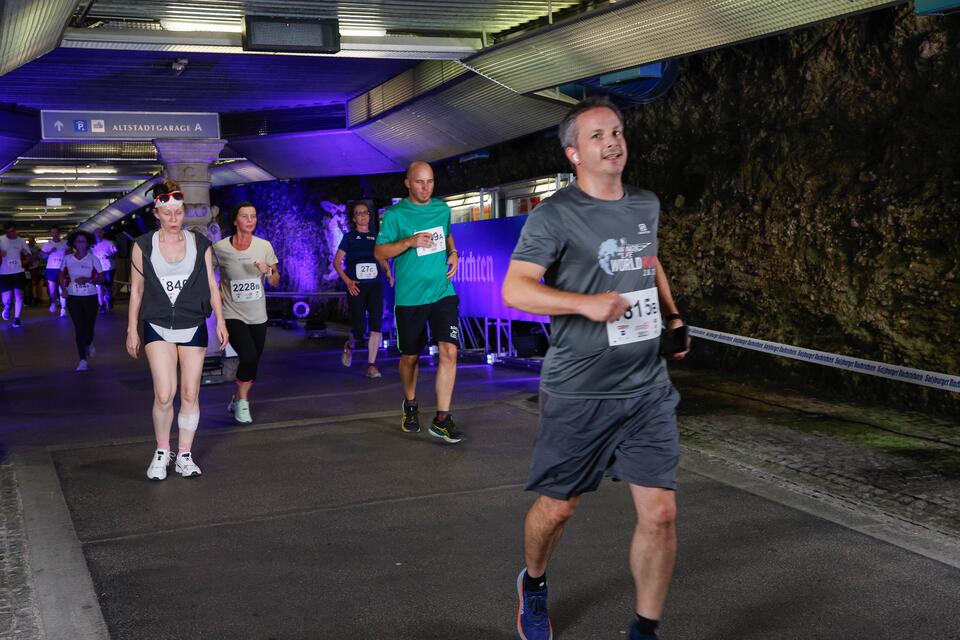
[41,110,220,141]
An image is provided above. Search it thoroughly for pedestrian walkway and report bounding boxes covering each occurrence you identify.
[1,305,959,639]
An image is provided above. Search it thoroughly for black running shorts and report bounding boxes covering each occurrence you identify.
[525,383,681,500]
[0,273,26,292]
[394,295,459,356]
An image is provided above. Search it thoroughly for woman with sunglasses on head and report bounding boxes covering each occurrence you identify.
[59,230,103,371]
[213,202,280,424]
[333,202,393,378]
[127,180,228,481]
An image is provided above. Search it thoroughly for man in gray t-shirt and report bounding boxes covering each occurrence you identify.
[503,97,690,640]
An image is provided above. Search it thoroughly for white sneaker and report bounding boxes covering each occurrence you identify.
[75,359,89,371]
[1,306,8,321]
[87,344,96,359]
[175,452,202,477]
[49,303,57,313]
[146,449,172,481]
[234,399,252,424]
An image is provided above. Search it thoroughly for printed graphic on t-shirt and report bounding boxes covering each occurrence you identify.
[606,287,661,346]
[597,238,654,276]
[415,226,445,256]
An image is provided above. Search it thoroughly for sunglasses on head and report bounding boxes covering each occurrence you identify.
[154,191,184,204]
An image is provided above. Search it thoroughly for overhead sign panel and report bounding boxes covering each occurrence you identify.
[41,110,220,141]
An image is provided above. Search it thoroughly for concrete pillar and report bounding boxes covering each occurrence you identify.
[152,139,226,229]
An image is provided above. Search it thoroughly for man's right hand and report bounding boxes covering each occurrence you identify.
[406,233,434,250]
[577,291,631,323]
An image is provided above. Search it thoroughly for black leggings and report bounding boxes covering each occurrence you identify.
[348,282,384,342]
[66,295,98,359]
[226,319,267,382]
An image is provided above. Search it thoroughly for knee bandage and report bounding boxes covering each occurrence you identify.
[177,412,200,432]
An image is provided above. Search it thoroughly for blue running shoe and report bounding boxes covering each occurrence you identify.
[516,568,553,640]
[628,622,658,640]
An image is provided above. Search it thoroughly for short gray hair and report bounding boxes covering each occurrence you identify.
[558,96,624,150]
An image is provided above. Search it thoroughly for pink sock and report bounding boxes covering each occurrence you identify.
[178,445,191,455]
[157,439,170,450]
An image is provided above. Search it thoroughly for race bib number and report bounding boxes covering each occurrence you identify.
[231,277,263,302]
[356,263,378,280]
[72,281,95,295]
[415,226,446,256]
[606,287,661,346]
[161,275,189,304]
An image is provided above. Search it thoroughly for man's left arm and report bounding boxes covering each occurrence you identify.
[445,231,458,279]
[655,257,690,360]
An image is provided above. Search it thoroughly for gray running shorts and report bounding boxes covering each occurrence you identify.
[525,383,681,500]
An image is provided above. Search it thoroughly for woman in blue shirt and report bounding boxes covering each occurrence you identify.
[332,202,393,378]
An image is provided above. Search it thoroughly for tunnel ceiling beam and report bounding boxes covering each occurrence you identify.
[0,0,78,76]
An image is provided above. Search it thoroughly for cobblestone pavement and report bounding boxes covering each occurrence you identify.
[674,369,960,538]
[0,462,43,640]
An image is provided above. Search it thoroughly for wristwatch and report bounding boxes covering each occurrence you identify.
[664,312,683,323]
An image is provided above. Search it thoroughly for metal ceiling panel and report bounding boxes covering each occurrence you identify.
[84,1,581,36]
[0,0,76,76]
[228,130,403,178]
[464,0,905,94]
[353,74,570,166]
[347,60,467,126]
[0,48,417,113]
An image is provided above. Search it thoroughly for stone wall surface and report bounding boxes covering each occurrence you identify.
[214,6,959,413]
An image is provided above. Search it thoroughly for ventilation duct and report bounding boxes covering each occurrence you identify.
[353,74,571,166]
[0,0,77,76]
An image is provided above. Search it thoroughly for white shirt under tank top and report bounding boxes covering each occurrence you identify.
[149,230,200,342]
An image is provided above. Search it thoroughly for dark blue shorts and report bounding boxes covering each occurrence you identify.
[45,268,61,282]
[143,322,208,347]
[525,383,681,500]
[0,273,26,292]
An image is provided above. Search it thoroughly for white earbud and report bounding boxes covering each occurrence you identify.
[573,152,580,163]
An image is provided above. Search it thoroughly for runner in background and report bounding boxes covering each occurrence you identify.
[333,201,393,378]
[93,227,117,313]
[214,202,280,424]
[0,221,30,328]
[42,225,68,316]
[60,231,103,371]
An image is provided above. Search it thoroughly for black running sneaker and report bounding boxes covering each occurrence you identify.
[401,399,421,433]
[429,414,464,444]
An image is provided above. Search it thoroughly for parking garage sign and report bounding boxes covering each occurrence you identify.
[41,110,220,140]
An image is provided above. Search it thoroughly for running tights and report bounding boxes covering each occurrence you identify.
[226,320,267,382]
[66,295,98,359]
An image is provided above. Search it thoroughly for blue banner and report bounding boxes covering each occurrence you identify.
[450,216,547,322]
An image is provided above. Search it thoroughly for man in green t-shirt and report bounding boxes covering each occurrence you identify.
[375,161,465,444]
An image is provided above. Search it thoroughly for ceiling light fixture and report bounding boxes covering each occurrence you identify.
[32,167,118,175]
[340,27,387,37]
[160,19,242,33]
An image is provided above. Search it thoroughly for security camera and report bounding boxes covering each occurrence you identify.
[171,58,189,76]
